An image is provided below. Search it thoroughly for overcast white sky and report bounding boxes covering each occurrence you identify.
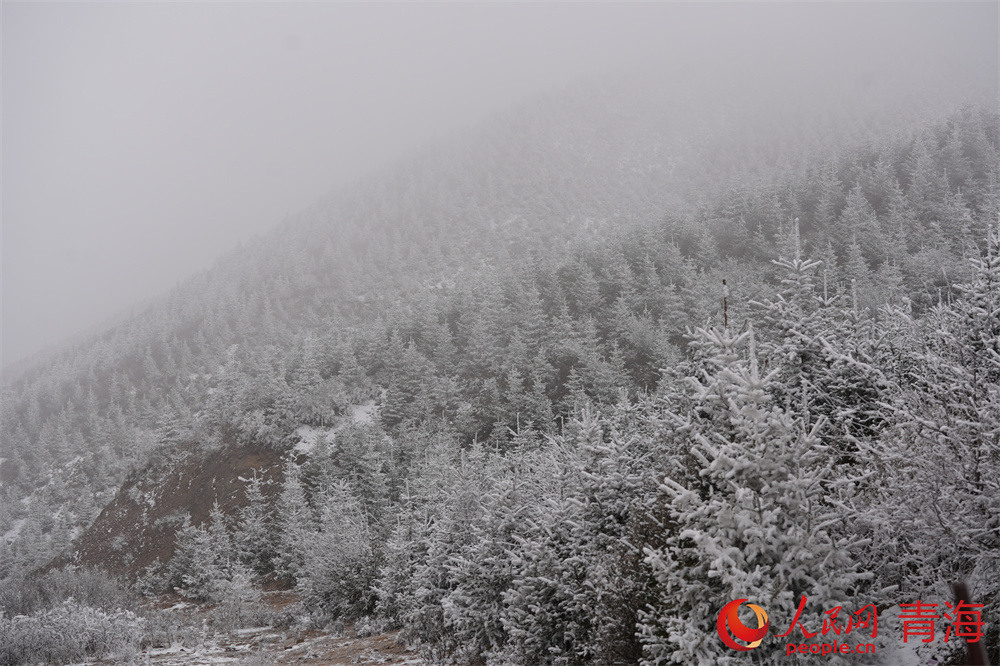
[2,3,997,371]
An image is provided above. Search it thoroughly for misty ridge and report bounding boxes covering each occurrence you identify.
[1,3,999,665]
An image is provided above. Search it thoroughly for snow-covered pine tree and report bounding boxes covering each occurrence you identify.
[296,478,379,620]
[374,482,434,629]
[233,472,277,578]
[864,227,1000,636]
[272,462,313,581]
[437,448,525,664]
[401,443,522,664]
[169,502,235,602]
[638,324,869,665]
[374,427,461,630]
[282,333,338,427]
[501,489,597,666]
[501,405,662,666]
[754,253,890,464]
[575,399,676,666]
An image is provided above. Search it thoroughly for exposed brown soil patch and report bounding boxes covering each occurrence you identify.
[49,442,286,579]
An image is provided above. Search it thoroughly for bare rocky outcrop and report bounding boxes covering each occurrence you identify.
[49,443,285,580]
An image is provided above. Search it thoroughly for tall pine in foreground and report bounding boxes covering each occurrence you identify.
[862,228,1000,641]
[639,323,868,665]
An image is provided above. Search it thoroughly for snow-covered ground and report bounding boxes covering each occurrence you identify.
[62,591,423,666]
[2,517,27,543]
[866,603,970,666]
[292,425,333,455]
[292,400,379,455]
[351,400,376,425]
[131,623,421,665]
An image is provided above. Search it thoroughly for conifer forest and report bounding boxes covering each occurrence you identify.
[1,4,998,665]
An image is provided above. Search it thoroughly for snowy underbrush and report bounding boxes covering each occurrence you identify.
[209,571,275,632]
[0,566,132,617]
[140,591,280,651]
[0,600,145,665]
[0,567,145,665]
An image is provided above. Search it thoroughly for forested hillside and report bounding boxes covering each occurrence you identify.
[1,70,998,664]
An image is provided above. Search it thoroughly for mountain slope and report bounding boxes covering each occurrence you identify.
[1,66,996,588]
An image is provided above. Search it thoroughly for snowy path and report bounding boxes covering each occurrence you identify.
[136,627,422,665]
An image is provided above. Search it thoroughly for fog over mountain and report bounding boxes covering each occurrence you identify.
[3,2,995,372]
[1,4,999,665]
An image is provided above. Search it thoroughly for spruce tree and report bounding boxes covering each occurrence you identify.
[234,472,277,577]
[639,325,868,665]
[864,228,1000,627]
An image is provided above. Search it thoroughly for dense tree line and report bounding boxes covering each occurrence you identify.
[160,235,1000,664]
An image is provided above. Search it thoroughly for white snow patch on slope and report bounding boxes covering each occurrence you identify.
[3,518,27,543]
[293,401,377,455]
[875,602,961,665]
[352,400,376,424]
[293,426,334,455]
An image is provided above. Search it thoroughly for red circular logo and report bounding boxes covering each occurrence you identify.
[717,599,770,651]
